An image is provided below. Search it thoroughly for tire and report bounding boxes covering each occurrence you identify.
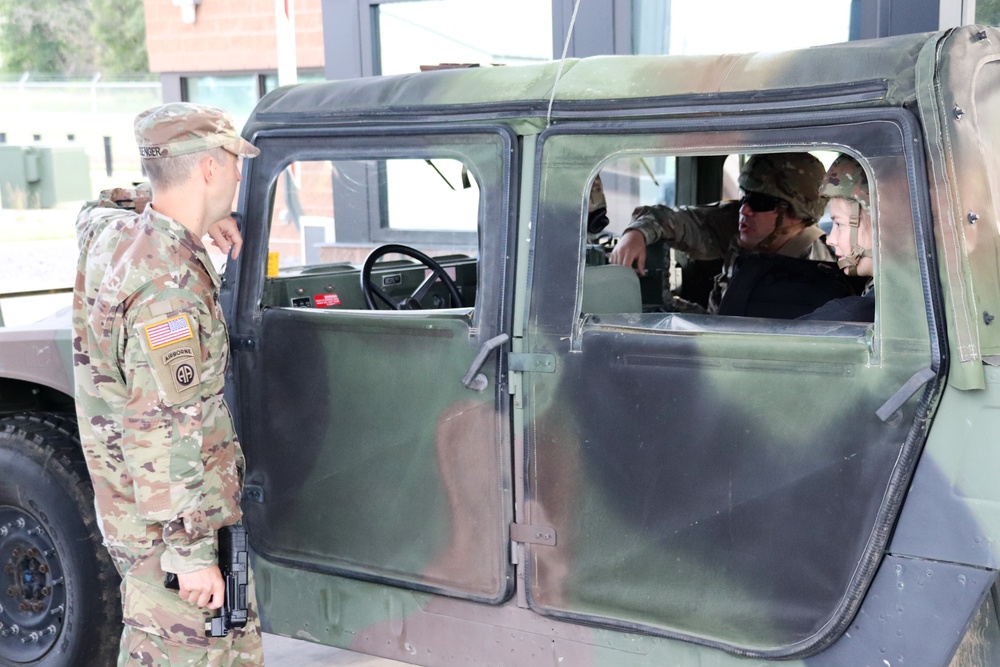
[0,413,121,667]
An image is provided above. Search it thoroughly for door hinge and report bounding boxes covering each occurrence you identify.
[508,353,556,373]
[510,522,556,547]
[230,333,257,350]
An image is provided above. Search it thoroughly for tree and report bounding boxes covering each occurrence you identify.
[978,0,1000,25]
[90,0,149,74]
[0,0,148,75]
[0,0,95,74]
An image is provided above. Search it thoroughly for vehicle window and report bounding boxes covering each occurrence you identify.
[267,157,479,270]
[253,133,503,315]
[383,158,479,231]
[584,150,872,323]
[267,160,335,269]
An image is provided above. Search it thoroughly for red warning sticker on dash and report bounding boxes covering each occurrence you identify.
[313,293,342,308]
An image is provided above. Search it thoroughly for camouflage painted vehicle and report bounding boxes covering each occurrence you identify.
[5,24,1000,667]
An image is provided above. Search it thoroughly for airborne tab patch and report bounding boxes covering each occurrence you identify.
[144,315,194,350]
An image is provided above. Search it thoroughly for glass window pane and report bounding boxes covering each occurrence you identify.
[268,161,335,269]
[267,156,480,270]
[632,0,852,55]
[265,156,481,311]
[375,0,552,75]
[185,75,258,127]
[384,159,478,231]
[263,71,327,96]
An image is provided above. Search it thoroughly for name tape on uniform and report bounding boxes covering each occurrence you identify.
[145,315,194,350]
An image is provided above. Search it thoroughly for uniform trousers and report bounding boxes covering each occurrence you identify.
[108,541,264,667]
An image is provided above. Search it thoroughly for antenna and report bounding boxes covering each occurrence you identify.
[546,0,583,128]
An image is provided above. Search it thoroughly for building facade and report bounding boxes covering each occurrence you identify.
[140,0,980,265]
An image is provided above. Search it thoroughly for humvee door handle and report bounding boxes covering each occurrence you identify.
[461,333,510,391]
[876,367,936,422]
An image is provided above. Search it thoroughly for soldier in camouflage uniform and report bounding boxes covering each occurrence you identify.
[822,154,873,278]
[800,154,875,322]
[72,103,264,666]
[609,152,833,313]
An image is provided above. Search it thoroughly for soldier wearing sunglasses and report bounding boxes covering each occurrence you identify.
[609,152,834,313]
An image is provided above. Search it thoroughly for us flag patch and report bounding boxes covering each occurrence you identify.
[144,315,194,350]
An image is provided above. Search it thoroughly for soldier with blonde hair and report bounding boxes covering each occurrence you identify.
[800,154,876,322]
[72,102,264,666]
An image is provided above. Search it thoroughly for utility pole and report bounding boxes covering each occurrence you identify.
[275,0,298,86]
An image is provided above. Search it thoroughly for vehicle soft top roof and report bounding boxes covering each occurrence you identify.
[243,25,1000,390]
[245,30,929,130]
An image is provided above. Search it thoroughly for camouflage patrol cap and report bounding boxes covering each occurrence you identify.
[134,102,260,159]
[821,154,870,210]
[738,152,827,223]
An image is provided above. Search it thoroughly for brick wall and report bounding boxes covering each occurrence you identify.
[143,0,325,73]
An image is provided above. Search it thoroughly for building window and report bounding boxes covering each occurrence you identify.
[631,0,853,55]
[183,71,327,127]
[372,0,552,75]
[184,75,260,126]
[261,71,327,96]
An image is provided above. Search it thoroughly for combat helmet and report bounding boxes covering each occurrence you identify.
[821,154,872,275]
[738,152,827,224]
[821,154,870,209]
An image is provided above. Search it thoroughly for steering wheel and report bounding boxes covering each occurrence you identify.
[361,244,465,310]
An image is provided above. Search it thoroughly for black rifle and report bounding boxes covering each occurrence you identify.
[163,524,250,637]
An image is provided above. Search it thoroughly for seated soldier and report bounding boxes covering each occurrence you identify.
[587,173,610,241]
[800,154,875,322]
[609,153,834,313]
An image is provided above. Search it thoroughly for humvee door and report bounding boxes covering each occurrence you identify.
[518,111,939,656]
[229,128,516,603]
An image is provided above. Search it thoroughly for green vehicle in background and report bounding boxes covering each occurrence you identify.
[5,24,1000,667]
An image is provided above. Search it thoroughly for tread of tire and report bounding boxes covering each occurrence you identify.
[0,411,122,667]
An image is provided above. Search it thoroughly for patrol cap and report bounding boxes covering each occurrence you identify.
[134,102,260,159]
[738,152,827,223]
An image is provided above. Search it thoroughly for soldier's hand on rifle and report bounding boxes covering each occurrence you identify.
[177,565,226,610]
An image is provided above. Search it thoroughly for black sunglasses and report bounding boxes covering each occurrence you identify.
[739,190,787,213]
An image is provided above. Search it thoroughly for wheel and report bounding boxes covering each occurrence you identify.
[361,243,464,310]
[0,413,121,666]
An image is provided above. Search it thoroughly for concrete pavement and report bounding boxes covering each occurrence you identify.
[263,633,407,666]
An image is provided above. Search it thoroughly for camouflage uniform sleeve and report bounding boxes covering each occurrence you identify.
[121,287,217,573]
[624,200,741,261]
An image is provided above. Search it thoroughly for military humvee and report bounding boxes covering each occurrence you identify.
[4,24,1000,667]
